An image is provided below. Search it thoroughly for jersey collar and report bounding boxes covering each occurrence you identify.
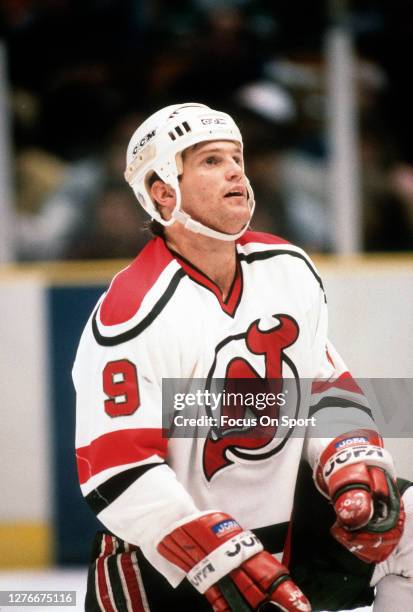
[167,245,243,317]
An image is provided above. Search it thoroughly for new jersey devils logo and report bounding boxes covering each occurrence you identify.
[203,314,300,481]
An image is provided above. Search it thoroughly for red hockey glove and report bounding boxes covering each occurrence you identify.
[314,429,405,563]
[158,512,311,611]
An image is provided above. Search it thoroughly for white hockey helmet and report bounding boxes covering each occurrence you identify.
[124,102,255,241]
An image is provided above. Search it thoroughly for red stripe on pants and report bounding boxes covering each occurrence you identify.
[96,535,116,612]
[120,552,147,612]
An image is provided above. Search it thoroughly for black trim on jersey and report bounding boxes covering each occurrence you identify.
[167,247,220,290]
[206,331,247,384]
[238,248,326,299]
[182,274,241,317]
[224,258,243,317]
[168,246,244,318]
[309,397,374,419]
[85,463,164,514]
[92,246,323,348]
[230,271,244,315]
[92,269,186,346]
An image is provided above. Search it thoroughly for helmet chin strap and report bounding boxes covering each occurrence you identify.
[167,176,255,241]
[172,208,250,241]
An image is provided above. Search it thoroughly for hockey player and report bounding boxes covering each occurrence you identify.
[73,103,411,611]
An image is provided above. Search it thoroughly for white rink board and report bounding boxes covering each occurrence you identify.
[323,264,413,378]
[0,277,51,522]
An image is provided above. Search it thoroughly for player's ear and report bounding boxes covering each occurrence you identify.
[150,180,176,220]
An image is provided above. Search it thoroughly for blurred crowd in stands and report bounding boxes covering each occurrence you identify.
[1,0,413,261]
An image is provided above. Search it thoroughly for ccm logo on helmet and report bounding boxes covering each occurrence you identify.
[324,445,384,479]
[132,128,157,155]
[201,117,227,125]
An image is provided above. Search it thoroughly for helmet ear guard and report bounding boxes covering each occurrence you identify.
[124,103,255,240]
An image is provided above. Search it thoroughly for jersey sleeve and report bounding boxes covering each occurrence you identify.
[72,298,202,586]
[302,272,378,469]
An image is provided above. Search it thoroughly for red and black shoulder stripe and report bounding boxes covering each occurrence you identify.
[237,231,325,295]
[92,238,185,346]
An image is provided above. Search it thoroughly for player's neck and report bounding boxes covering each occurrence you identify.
[165,233,237,300]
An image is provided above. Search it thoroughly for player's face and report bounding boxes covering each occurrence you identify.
[179,141,250,235]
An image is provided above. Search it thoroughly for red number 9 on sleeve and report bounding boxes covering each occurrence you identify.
[102,359,140,417]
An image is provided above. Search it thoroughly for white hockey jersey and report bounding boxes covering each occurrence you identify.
[73,231,376,586]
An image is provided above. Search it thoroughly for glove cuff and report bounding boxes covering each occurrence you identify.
[187,531,263,593]
[313,429,395,497]
[157,512,264,593]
